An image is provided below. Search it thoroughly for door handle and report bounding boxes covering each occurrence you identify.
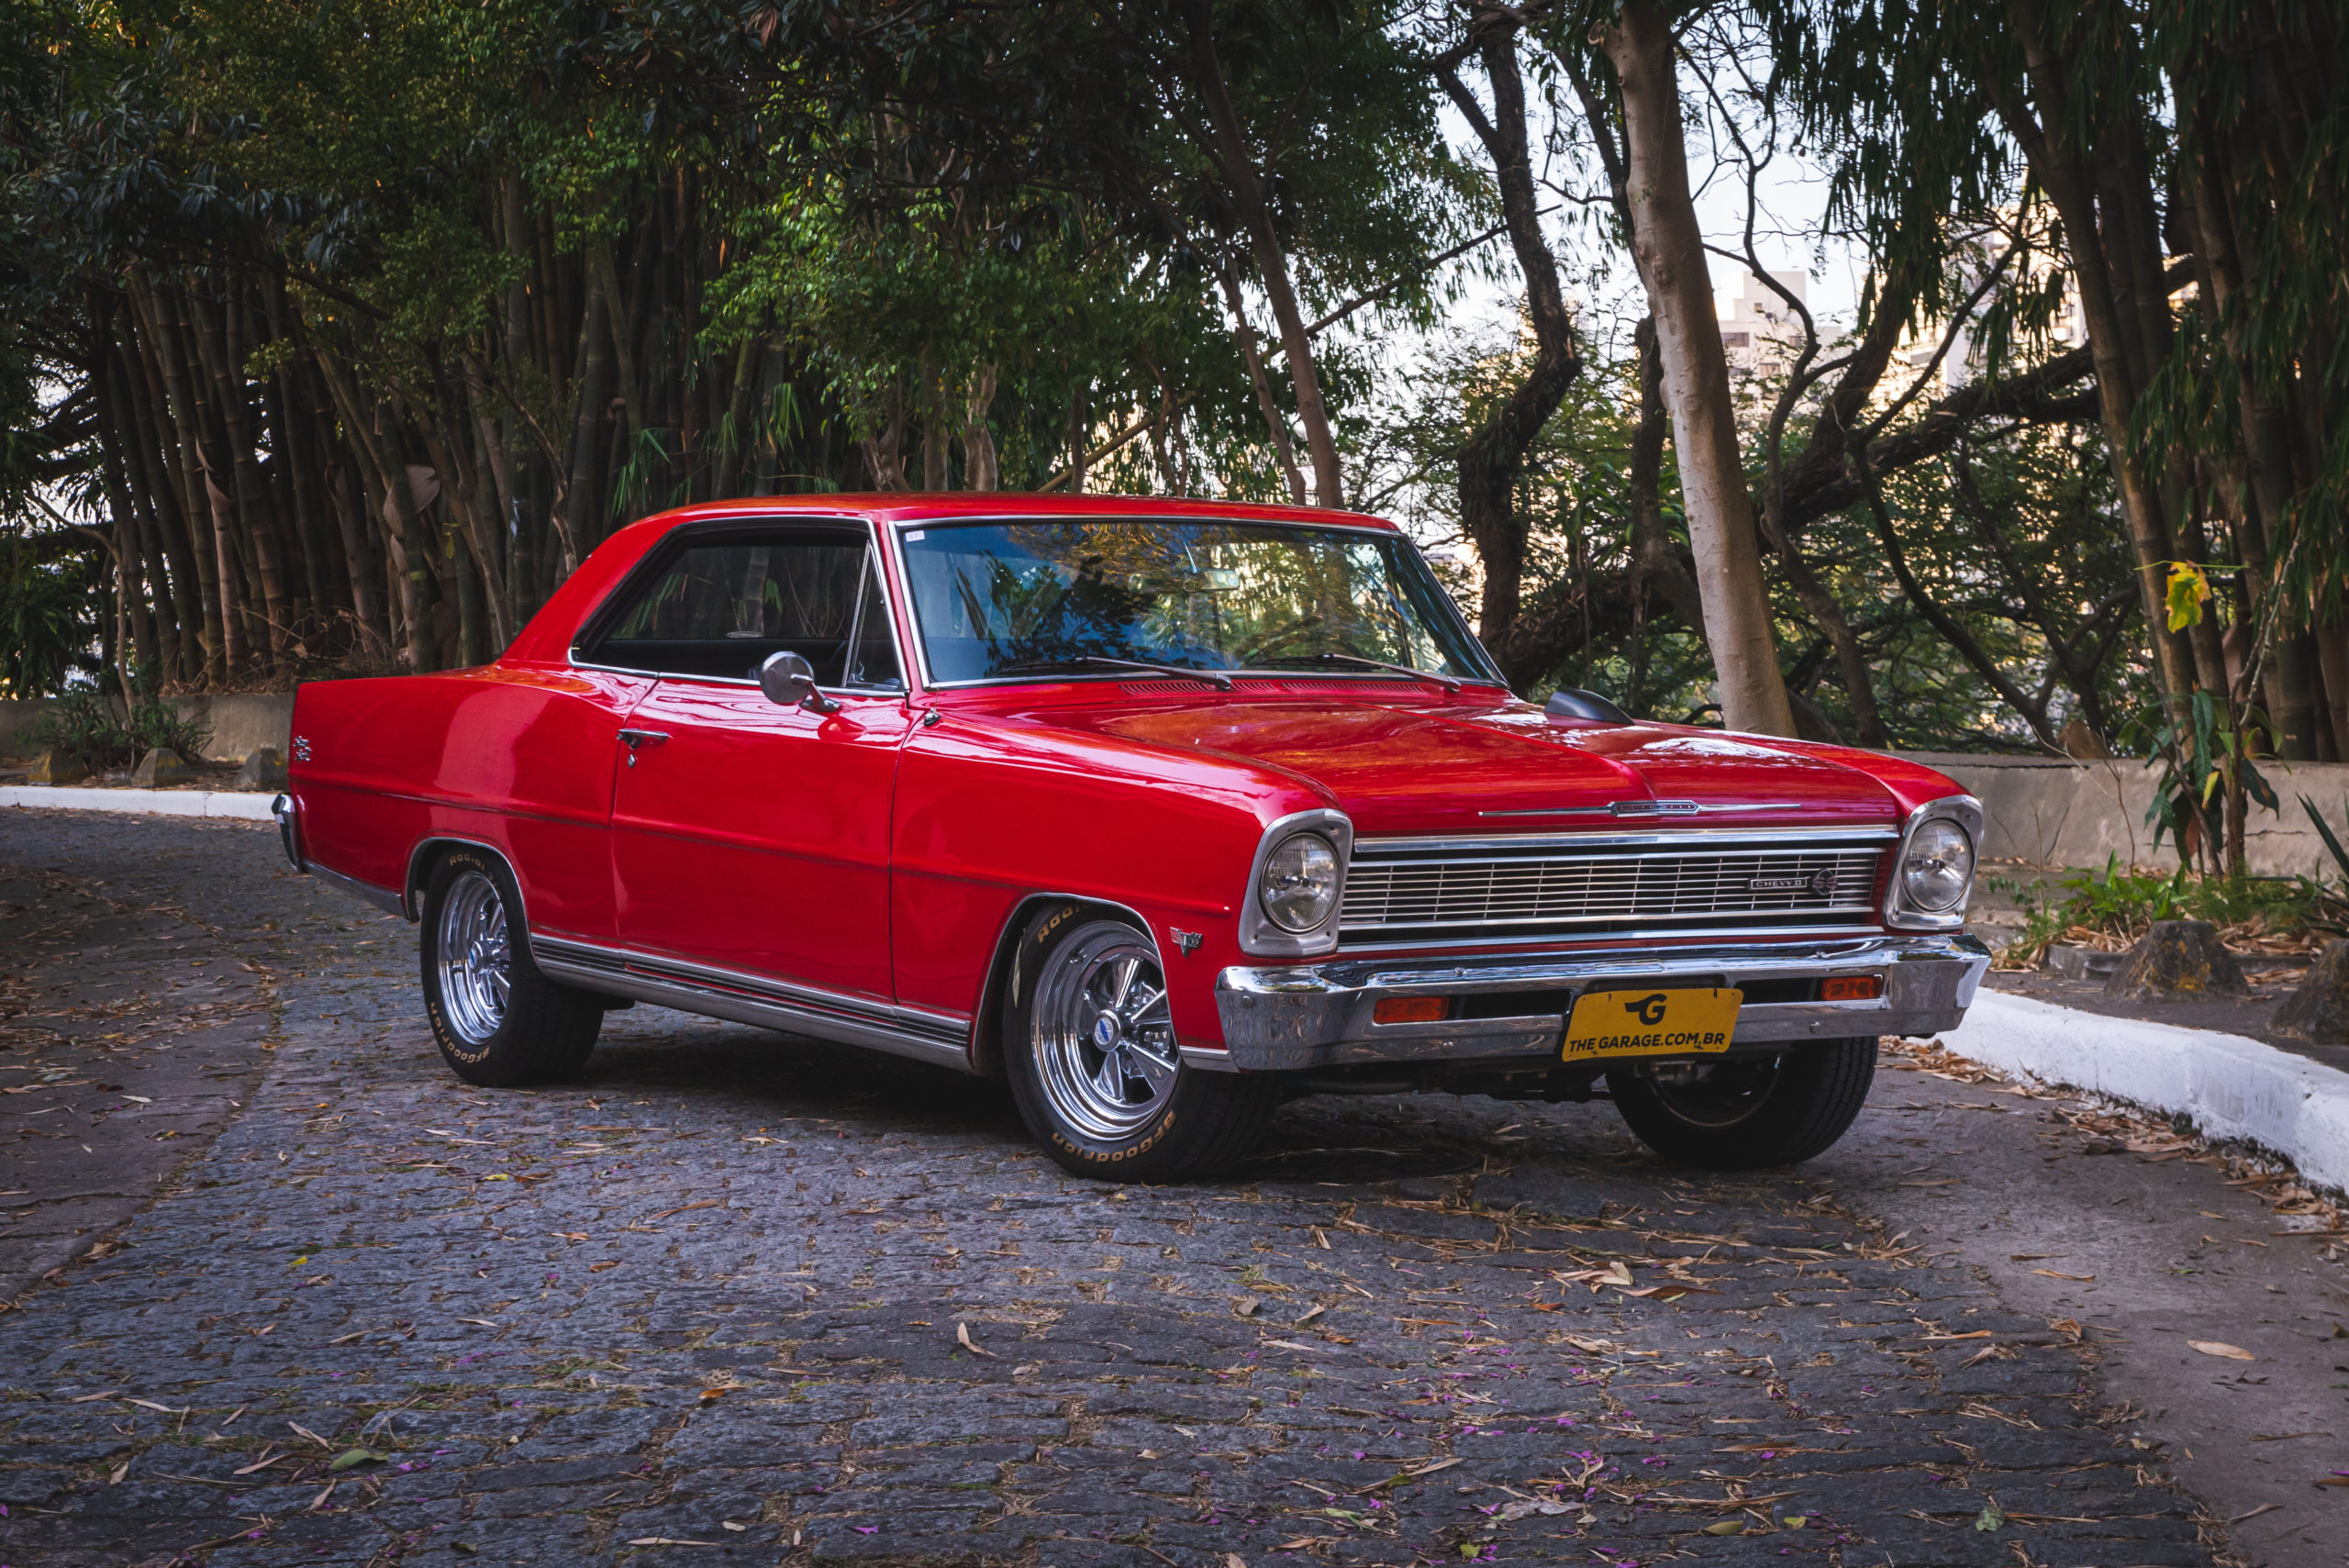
[618,728,671,749]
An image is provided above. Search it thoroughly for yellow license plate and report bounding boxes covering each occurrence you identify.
[1563,987,1743,1061]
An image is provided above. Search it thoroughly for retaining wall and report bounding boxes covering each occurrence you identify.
[0,695,295,764]
[1899,751,2349,879]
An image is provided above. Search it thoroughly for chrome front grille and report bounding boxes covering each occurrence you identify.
[1339,829,1893,945]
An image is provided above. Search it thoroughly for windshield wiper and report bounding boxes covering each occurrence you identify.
[1252,652,1463,694]
[996,655,1235,691]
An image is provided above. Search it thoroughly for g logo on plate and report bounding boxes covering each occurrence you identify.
[1624,993,1669,1026]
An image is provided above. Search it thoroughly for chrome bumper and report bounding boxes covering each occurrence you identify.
[271,793,303,871]
[1194,932,1989,1073]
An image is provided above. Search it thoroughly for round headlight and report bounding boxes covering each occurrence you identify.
[1260,832,1340,933]
[1900,818,1974,912]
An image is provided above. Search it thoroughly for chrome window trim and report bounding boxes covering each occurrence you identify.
[1883,794,1984,932]
[1238,808,1354,959]
[564,518,907,695]
[884,513,1509,694]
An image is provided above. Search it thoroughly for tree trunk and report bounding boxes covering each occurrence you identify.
[1599,1,1794,736]
[564,265,612,562]
[136,283,235,680]
[963,364,1000,491]
[1997,0,2196,717]
[1213,261,1307,505]
[919,359,951,490]
[1182,0,1342,506]
[1436,28,1583,684]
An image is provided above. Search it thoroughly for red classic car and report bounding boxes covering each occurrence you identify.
[275,495,1986,1179]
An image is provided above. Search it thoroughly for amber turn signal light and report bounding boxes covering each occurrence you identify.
[1820,975,1883,1002]
[1373,996,1450,1025]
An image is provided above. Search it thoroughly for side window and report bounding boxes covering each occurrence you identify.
[582,531,876,684]
[843,556,903,691]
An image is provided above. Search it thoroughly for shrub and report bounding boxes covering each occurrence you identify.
[1997,852,2346,966]
[20,680,210,772]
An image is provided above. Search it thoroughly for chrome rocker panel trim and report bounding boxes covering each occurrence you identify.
[314,864,408,920]
[530,934,977,1073]
[1200,931,1990,1073]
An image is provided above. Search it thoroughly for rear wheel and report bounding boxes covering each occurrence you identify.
[1608,1038,1876,1169]
[419,849,602,1086]
[1004,906,1277,1181]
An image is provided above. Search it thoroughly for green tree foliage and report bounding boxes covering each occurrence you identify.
[0,0,2341,865]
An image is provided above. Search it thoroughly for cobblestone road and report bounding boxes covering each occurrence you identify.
[3,811,2228,1567]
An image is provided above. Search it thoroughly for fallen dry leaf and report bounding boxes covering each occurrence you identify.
[956,1321,994,1357]
[2190,1340,2255,1362]
[2032,1268,2096,1282]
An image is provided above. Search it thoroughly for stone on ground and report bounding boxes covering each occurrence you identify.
[234,746,288,789]
[2272,939,2349,1043]
[129,746,195,787]
[2106,917,2248,996]
[24,747,89,784]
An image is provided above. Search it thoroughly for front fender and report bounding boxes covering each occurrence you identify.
[890,716,1329,1049]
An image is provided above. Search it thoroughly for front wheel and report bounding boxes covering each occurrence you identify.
[1608,1038,1877,1170]
[1004,907,1278,1181]
[419,849,603,1086]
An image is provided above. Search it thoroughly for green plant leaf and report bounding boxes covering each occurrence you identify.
[2303,796,2349,882]
[1975,1503,2005,1531]
[2165,562,2211,631]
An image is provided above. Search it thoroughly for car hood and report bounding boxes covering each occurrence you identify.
[1049,695,1909,837]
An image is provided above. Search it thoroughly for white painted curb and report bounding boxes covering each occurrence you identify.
[1937,988,2349,1193]
[0,785,277,821]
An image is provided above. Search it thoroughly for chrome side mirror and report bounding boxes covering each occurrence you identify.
[756,651,840,714]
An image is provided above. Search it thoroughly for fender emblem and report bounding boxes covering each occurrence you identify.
[1170,928,1203,956]
[292,735,312,762]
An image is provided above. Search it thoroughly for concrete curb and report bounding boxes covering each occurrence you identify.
[0,785,277,821]
[1936,987,2349,1193]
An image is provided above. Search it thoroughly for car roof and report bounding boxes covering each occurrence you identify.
[620,493,1402,535]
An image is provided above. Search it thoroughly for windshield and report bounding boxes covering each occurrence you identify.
[897,518,1495,686]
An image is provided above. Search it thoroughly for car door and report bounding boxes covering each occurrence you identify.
[586,520,910,1004]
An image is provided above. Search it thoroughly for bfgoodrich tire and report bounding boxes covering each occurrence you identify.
[1608,1038,1877,1170]
[418,848,603,1087]
[1003,904,1278,1181]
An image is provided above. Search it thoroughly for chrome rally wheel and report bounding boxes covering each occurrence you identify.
[1003,906,1280,1181]
[419,849,601,1086]
[432,868,512,1046]
[1031,922,1180,1140]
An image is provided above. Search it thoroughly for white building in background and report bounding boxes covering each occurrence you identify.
[1894,244,2090,396]
[1719,270,1810,382]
